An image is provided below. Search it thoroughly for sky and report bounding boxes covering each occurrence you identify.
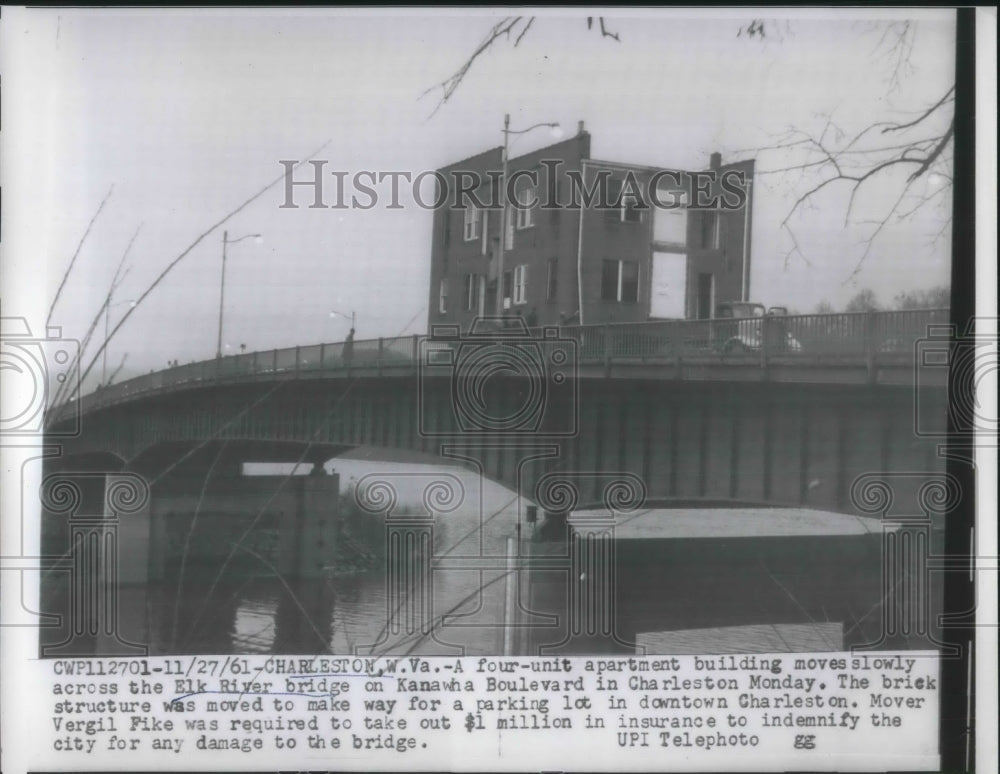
[1,7,957,381]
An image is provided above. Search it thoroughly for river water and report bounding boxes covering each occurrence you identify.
[145,461,526,657]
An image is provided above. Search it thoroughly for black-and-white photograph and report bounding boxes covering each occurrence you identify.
[0,7,993,773]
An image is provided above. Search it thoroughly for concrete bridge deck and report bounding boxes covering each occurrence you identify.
[54,308,949,422]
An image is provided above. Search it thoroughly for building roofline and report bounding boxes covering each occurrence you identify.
[437,131,591,173]
[437,145,503,172]
[586,157,690,174]
[507,130,590,166]
[585,156,756,175]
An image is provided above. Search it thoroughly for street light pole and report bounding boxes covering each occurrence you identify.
[216,230,261,358]
[329,309,356,331]
[495,114,560,316]
[103,302,111,385]
[216,230,228,358]
[496,113,510,316]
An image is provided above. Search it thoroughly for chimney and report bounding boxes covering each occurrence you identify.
[577,120,586,136]
[709,151,722,170]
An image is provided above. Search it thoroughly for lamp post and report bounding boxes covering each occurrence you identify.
[495,114,561,315]
[217,230,262,358]
[103,297,136,385]
[329,308,356,333]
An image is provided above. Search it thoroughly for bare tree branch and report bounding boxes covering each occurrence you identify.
[730,19,954,276]
[881,86,955,134]
[46,185,113,327]
[871,20,917,93]
[843,176,919,283]
[420,16,530,117]
[765,82,952,275]
[106,352,128,385]
[906,119,954,181]
[514,16,534,47]
[422,16,622,117]
[45,140,332,427]
[49,224,141,408]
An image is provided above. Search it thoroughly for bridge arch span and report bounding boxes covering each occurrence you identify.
[52,373,947,514]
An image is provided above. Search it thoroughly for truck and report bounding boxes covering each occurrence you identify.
[713,302,802,354]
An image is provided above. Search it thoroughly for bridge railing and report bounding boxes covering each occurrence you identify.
[560,308,951,361]
[781,308,951,356]
[58,308,948,420]
[560,319,718,359]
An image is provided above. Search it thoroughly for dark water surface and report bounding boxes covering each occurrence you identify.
[142,464,522,657]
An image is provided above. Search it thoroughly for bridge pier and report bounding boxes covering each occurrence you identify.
[148,470,341,583]
[39,471,150,657]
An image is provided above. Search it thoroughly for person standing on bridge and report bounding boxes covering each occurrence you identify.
[342,328,355,366]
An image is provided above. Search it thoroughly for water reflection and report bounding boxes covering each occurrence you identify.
[145,463,521,656]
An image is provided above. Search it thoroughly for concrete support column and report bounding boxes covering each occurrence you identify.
[292,471,340,578]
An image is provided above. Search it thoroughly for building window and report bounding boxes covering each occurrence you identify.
[513,264,528,305]
[546,258,558,301]
[439,278,448,314]
[622,192,643,223]
[549,179,561,229]
[516,184,535,230]
[464,204,480,241]
[502,271,513,310]
[464,273,480,311]
[601,259,639,303]
[700,211,720,249]
[653,187,688,246]
[604,178,623,222]
[604,177,643,223]
[696,272,714,320]
[621,261,639,302]
[601,260,618,301]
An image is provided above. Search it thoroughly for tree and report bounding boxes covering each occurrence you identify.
[845,288,880,313]
[426,16,954,280]
[893,284,950,309]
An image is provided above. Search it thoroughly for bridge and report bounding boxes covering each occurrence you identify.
[47,308,949,513]
[36,308,953,657]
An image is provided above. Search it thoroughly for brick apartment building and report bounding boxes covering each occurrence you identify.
[427,123,755,330]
